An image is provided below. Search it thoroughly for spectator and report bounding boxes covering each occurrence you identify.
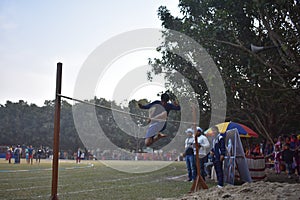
[14,145,21,164]
[25,146,29,164]
[210,126,226,188]
[290,134,299,150]
[195,127,210,181]
[264,140,273,156]
[76,148,82,164]
[81,151,85,160]
[251,144,261,156]
[6,146,12,164]
[273,145,282,174]
[285,136,291,146]
[282,143,295,179]
[290,134,300,180]
[28,145,34,165]
[276,136,283,149]
[184,128,196,182]
[36,146,44,164]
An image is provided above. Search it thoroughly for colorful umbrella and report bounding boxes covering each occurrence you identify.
[205,122,259,138]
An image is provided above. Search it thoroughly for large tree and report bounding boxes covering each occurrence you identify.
[150,0,300,140]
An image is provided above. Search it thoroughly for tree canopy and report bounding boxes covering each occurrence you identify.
[149,0,299,140]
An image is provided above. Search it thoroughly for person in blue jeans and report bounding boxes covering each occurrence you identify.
[184,128,196,182]
[282,143,295,179]
[210,126,226,188]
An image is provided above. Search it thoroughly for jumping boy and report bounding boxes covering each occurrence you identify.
[138,93,180,147]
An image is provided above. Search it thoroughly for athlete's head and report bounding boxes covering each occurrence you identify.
[160,93,170,104]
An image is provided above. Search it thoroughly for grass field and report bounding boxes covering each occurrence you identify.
[0,159,214,200]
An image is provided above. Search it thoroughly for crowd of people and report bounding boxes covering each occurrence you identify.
[245,134,300,180]
[5,144,49,164]
[183,126,300,186]
[266,135,300,179]
[88,148,179,161]
[183,125,225,188]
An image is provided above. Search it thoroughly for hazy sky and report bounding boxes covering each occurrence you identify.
[0,0,180,106]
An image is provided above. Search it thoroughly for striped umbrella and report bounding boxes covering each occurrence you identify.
[205,122,258,138]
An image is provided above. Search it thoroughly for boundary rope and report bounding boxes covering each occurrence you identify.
[57,94,194,125]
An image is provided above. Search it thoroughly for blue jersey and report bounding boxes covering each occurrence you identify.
[140,100,180,116]
[211,134,226,161]
[140,100,180,136]
[28,148,33,156]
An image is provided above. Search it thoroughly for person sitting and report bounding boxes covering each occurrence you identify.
[251,144,261,156]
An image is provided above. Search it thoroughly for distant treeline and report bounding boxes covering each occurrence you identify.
[0,98,181,153]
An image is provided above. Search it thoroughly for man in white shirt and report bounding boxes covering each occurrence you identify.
[194,127,210,181]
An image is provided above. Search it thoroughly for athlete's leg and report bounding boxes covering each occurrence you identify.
[145,137,154,147]
[153,132,167,142]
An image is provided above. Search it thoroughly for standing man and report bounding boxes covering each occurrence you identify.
[195,127,210,181]
[138,93,180,147]
[28,145,34,165]
[36,146,44,164]
[25,146,29,164]
[76,148,82,164]
[14,145,21,164]
[210,126,226,188]
[184,128,196,182]
[282,143,295,179]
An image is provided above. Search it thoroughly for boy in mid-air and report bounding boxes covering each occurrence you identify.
[138,93,180,147]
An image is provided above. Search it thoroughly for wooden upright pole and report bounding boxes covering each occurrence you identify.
[51,63,62,200]
[190,105,208,193]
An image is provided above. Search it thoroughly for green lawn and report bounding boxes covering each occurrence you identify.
[0,159,212,200]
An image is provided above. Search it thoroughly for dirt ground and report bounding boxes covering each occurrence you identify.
[160,168,300,200]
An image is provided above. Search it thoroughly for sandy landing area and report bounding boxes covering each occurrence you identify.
[160,169,300,200]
